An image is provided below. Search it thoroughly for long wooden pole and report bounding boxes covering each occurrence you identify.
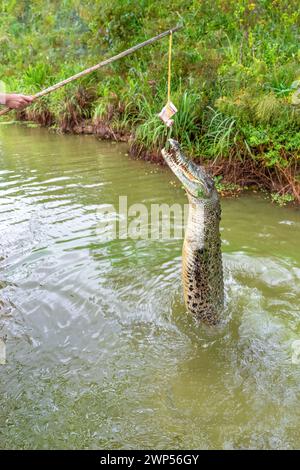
[0,26,182,118]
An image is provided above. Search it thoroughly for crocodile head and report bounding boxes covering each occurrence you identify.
[162,139,216,199]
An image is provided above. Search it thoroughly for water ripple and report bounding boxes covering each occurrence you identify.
[1,125,300,449]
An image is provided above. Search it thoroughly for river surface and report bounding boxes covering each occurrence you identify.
[0,124,300,449]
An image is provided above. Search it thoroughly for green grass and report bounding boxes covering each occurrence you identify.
[0,0,299,199]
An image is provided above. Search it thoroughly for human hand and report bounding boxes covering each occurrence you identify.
[5,93,34,109]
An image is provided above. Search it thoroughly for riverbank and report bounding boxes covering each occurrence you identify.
[1,1,299,203]
[6,113,297,206]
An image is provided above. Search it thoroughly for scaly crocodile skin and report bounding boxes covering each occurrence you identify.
[162,140,224,325]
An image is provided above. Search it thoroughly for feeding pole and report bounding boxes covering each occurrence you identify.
[0,26,182,118]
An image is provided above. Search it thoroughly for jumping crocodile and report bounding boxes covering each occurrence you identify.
[162,139,224,325]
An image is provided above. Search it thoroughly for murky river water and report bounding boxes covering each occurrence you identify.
[0,124,300,449]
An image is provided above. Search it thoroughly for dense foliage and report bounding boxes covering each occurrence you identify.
[1,0,299,200]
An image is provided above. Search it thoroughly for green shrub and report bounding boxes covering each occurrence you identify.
[0,0,299,197]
